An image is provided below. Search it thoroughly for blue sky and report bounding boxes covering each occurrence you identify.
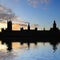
[0,0,60,29]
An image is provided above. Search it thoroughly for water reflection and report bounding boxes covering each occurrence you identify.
[0,51,17,60]
[0,43,60,60]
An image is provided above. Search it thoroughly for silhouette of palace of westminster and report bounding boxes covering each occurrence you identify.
[0,20,60,52]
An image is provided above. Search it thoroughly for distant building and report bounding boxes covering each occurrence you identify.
[7,20,12,31]
[50,20,59,31]
[28,22,30,30]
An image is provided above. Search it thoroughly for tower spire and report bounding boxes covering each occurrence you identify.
[7,20,12,31]
[28,22,30,30]
[53,20,56,28]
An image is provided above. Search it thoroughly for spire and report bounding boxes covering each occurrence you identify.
[53,20,56,28]
[50,20,59,31]
[28,22,30,30]
[7,20,12,31]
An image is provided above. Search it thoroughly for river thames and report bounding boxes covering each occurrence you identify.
[0,42,60,60]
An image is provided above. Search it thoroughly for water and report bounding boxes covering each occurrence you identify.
[0,43,60,60]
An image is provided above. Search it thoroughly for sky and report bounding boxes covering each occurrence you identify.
[0,0,60,29]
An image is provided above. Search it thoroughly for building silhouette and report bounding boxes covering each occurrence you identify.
[7,20,12,31]
[0,20,60,52]
[50,20,59,31]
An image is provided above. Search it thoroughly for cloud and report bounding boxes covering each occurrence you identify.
[27,0,38,8]
[0,4,28,24]
[13,0,20,4]
[40,0,49,4]
[27,0,50,8]
[0,4,16,21]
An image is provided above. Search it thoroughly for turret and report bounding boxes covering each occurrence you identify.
[7,20,12,31]
[1,28,4,32]
[53,20,56,28]
[21,27,23,31]
[28,22,30,30]
[50,20,59,31]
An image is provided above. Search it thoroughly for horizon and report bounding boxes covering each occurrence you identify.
[0,20,60,31]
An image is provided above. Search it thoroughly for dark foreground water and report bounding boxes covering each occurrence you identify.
[0,43,60,60]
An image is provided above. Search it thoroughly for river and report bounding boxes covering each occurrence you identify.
[0,42,60,60]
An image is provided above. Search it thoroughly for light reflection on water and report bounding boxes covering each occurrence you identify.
[0,42,60,60]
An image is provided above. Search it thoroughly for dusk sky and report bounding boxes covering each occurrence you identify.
[0,0,60,29]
